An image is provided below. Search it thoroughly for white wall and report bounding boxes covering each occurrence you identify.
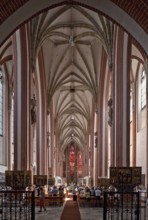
[0,165,7,173]
[137,128,146,176]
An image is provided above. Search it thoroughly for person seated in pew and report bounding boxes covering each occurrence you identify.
[85,187,91,202]
[59,186,64,196]
[90,187,95,196]
[95,187,102,207]
[52,186,58,196]
[48,186,52,196]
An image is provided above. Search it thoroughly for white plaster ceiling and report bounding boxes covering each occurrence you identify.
[30,5,115,150]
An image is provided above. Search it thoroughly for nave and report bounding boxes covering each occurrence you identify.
[0,1,148,219]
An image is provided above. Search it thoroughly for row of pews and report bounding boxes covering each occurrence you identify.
[35,195,65,207]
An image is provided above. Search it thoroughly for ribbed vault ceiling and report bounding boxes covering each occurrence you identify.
[0,0,147,34]
[30,5,114,151]
[1,1,147,152]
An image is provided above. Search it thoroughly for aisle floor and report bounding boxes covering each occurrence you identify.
[35,197,148,220]
[35,204,103,220]
[35,205,148,220]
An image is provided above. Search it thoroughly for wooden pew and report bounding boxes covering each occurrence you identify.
[78,195,103,207]
[35,195,65,207]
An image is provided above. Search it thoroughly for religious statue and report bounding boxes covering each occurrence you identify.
[94,132,98,148]
[30,94,36,124]
[108,98,113,127]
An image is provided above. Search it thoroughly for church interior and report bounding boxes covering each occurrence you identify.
[0,0,148,219]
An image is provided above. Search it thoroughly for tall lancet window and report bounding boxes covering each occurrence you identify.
[0,69,3,135]
[11,94,14,169]
[141,70,146,109]
[130,85,133,122]
[11,95,14,144]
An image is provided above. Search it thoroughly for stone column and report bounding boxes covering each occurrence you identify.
[36,50,47,174]
[90,103,94,184]
[98,48,108,177]
[13,25,30,170]
[50,101,54,176]
[144,59,148,188]
[7,98,11,170]
[93,111,97,186]
[112,28,131,166]
[131,81,137,166]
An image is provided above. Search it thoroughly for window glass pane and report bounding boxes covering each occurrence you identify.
[11,97,14,144]
[130,85,132,122]
[141,70,146,109]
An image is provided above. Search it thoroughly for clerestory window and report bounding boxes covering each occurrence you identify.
[11,95,14,144]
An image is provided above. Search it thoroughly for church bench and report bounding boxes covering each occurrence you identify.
[35,195,65,206]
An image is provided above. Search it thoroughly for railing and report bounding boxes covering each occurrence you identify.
[103,191,147,220]
[0,190,35,220]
